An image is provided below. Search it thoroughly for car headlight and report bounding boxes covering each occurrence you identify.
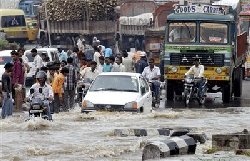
[216,67,222,74]
[171,66,178,73]
[82,100,94,108]
[124,101,138,109]
[185,78,193,84]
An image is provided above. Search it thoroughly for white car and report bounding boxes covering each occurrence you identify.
[24,48,59,86]
[81,72,152,113]
[0,50,13,81]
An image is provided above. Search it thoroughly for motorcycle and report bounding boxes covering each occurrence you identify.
[28,88,50,120]
[183,75,207,106]
[148,80,160,108]
[76,78,92,106]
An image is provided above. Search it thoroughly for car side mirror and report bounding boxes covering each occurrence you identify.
[39,88,43,93]
[141,87,146,95]
[30,88,34,94]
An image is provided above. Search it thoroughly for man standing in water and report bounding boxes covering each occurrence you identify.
[1,63,14,119]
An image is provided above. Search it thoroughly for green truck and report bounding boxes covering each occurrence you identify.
[163,4,248,103]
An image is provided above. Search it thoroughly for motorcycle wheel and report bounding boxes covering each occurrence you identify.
[184,90,190,107]
[199,97,205,105]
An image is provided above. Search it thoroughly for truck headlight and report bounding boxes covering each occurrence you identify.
[171,66,178,73]
[124,101,138,109]
[82,100,94,108]
[216,67,222,74]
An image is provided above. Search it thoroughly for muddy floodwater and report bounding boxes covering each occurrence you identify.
[1,81,250,161]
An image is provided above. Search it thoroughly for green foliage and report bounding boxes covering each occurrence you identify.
[0,39,19,50]
[0,39,9,50]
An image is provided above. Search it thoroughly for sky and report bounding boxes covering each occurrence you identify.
[213,0,240,8]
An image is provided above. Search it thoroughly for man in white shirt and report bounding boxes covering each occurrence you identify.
[185,58,204,78]
[30,48,43,82]
[80,61,99,81]
[122,50,134,72]
[93,46,101,65]
[112,57,125,72]
[185,58,205,98]
[142,58,161,99]
[27,71,53,120]
[97,56,105,73]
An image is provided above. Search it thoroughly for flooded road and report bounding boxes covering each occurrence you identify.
[1,81,250,161]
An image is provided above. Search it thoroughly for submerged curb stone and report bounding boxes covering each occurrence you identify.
[114,128,171,137]
[142,135,196,160]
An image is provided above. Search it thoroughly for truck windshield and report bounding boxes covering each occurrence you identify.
[168,22,196,43]
[1,15,26,27]
[200,23,228,44]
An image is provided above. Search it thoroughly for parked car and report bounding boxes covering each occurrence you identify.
[24,48,59,86]
[81,72,152,113]
[0,50,13,106]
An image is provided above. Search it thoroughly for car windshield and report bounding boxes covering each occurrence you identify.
[168,22,196,43]
[200,23,228,44]
[1,15,26,27]
[0,56,12,65]
[89,75,139,92]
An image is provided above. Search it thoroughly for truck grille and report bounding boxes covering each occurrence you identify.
[170,53,224,67]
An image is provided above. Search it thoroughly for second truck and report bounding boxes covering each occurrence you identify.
[163,3,248,103]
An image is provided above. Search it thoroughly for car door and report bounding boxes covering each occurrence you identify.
[139,77,152,112]
[141,77,152,110]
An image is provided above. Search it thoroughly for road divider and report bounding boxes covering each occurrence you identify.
[142,135,196,160]
[212,129,250,151]
[113,128,171,137]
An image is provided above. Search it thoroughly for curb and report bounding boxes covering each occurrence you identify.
[114,128,171,137]
[142,135,196,160]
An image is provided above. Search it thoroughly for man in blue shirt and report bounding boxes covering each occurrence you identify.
[58,48,68,62]
[135,52,148,74]
[103,57,112,72]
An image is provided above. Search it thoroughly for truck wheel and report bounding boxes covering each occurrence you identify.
[166,83,174,101]
[234,68,242,97]
[222,85,231,103]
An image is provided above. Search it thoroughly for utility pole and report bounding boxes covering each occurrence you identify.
[44,1,52,47]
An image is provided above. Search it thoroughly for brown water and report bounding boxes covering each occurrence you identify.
[1,105,250,161]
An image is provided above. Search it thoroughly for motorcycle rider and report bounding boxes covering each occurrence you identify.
[185,58,205,98]
[27,71,54,120]
[142,58,161,101]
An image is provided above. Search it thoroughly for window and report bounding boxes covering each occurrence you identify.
[168,22,196,43]
[1,15,26,27]
[89,75,139,92]
[200,23,228,44]
[140,78,149,92]
[240,20,250,35]
[0,56,12,65]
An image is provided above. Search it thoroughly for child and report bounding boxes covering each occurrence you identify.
[52,67,69,113]
[1,63,14,119]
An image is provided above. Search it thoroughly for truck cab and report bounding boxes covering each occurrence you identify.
[163,4,247,103]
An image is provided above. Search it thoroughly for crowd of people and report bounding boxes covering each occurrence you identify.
[1,38,162,119]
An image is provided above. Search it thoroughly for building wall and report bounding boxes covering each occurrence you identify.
[154,2,177,27]
[120,1,156,16]
[0,0,20,9]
